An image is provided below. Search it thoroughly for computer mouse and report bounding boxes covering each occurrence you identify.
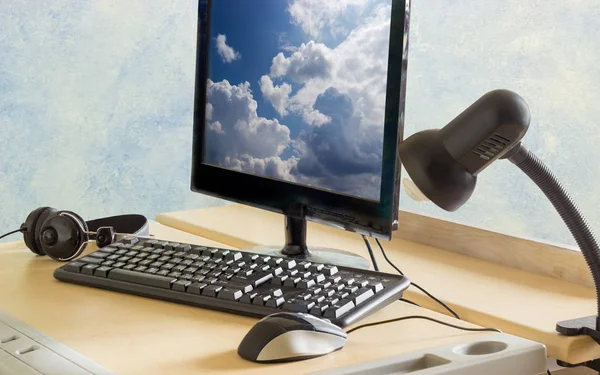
[237,312,347,363]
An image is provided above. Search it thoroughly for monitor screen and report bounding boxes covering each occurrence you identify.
[202,0,395,202]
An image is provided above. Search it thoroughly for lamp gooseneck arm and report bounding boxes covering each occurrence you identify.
[507,143,600,319]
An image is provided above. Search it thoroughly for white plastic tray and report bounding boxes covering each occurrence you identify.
[312,333,547,375]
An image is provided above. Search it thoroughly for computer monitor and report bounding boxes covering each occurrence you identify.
[191,0,410,268]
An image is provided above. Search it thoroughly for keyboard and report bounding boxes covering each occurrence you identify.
[54,237,410,327]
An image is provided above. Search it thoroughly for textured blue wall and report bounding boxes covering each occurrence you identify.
[2,0,600,248]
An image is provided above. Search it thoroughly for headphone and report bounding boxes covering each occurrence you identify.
[15,207,149,261]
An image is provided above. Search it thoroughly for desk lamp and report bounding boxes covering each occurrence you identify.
[399,89,600,370]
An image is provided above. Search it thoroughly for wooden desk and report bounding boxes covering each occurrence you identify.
[0,221,499,375]
[156,204,598,366]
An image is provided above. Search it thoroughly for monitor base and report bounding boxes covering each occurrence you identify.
[247,245,371,270]
[244,214,371,270]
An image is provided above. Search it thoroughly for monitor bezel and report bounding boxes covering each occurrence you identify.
[191,0,410,239]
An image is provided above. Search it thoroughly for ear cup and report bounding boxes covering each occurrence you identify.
[39,211,89,261]
[21,207,55,255]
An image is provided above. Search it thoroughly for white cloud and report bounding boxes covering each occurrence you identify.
[204,79,298,181]
[259,75,292,116]
[215,34,240,63]
[288,0,368,39]
[269,41,334,82]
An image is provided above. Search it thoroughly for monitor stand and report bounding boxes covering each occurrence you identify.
[248,216,371,270]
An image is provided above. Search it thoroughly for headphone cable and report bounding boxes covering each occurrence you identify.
[0,228,24,241]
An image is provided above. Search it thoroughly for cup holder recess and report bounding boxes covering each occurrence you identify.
[453,341,509,356]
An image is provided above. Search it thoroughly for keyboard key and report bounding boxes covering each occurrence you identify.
[243,253,259,262]
[265,297,285,308]
[324,300,355,319]
[101,260,115,267]
[90,252,110,259]
[267,257,283,267]
[317,281,332,289]
[323,266,339,276]
[137,252,149,259]
[368,282,384,293]
[297,261,311,270]
[252,295,271,306]
[172,280,191,292]
[344,278,356,286]
[257,256,270,265]
[189,246,206,255]
[80,256,103,265]
[81,264,99,275]
[296,293,311,301]
[160,263,175,270]
[314,274,326,283]
[322,289,335,297]
[309,264,324,273]
[202,285,222,298]
[168,271,182,278]
[284,300,314,313]
[248,271,273,287]
[121,237,139,245]
[125,251,139,257]
[175,244,192,252]
[226,252,243,261]
[101,246,118,253]
[186,283,207,294]
[240,292,258,304]
[139,259,153,267]
[218,288,243,301]
[271,275,288,285]
[323,297,339,306]
[283,276,301,287]
[300,271,312,279]
[150,261,164,268]
[118,256,131,263]
[129,258,142,265]
[107,254,121,261]
[64,261,85,273]
[156,270,170,276]
[145,268,159,274]
[353,288,375,305]
[181,259,194,266]
[191,276,205,283]
[184,253,200,260]
[147,254,160,260]
[297,279,316,289]
[282,259,297,269]
[123,264,136,270]
[310,305,328,317]
[313,295,326,304]
[133,266,148,273]
[171,258,183,264]
[115,249,128,255]
[272,267,284,276]
[345,285,359,294]
[108,269,175,289]
[173,265,186,272]
[327,275,342,284]
[112,262,126,269]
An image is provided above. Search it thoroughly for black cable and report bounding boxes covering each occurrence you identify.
[400,298,421,307]
[362,235,379,271]
[375,238,461,320]
[546,370,552,375]
[0,229,24,241]
[346,315,502,334]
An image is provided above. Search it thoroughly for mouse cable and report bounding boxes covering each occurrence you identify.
[0,228,24,241]
[346,315,502,335]
[361,235,379,271]
[399,298,421,307]
[372,237,461,320]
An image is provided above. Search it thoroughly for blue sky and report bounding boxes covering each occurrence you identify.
[203,0,393,201]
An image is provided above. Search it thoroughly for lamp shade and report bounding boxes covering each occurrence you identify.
[399,90,530,212]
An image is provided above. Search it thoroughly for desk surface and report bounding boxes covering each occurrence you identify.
[0,221,497,375]
[156,204,598,365]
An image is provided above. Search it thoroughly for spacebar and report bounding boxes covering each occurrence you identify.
[108,269,175,289]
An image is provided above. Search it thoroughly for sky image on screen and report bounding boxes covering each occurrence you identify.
[203,0,393,201]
